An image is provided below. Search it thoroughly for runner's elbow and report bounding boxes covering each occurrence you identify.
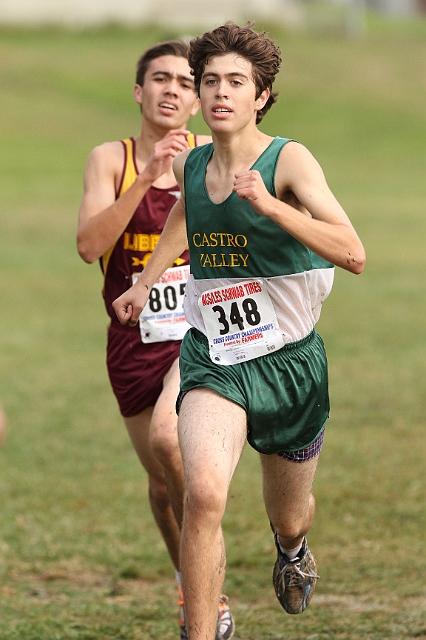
[77,237,98,264]
[345,248,366,274]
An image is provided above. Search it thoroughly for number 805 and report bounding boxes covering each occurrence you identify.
[149,283,186,313]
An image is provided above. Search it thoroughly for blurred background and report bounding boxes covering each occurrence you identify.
[0,1,425,638]
[0,0,426,29]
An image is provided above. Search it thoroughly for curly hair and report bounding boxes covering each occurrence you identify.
[188,22,281,124]
[136,40,190,87]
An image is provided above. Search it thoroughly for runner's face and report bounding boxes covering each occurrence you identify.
[199,53,268,134]
[134,55,200,129]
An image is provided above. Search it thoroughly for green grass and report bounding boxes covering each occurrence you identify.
[1,15,426,639]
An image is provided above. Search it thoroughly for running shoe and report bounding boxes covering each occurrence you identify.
[179,585,188,640]
[216,594,235,640]
[179,592,235,640]
[272,534,319,614]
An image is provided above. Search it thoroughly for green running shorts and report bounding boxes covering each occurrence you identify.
[178,328,330,455]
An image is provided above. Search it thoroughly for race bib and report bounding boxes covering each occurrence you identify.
[198,280,284,366]
[132,265,191,343]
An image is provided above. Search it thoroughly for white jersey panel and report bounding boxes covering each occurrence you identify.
[183,268,334,345]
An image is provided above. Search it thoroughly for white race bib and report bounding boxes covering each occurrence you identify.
[132,265,191,343]
[198,280,284,366]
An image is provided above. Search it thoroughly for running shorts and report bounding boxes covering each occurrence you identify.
[106,323,181,418]
[178,328,329,455]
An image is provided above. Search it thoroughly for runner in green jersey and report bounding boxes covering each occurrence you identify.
[113,22,366,640]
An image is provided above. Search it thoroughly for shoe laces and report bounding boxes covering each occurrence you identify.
[282,559,320,586]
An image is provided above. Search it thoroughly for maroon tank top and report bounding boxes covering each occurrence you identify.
[100,137,190,327]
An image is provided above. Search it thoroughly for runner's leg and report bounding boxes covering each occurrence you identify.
[124,405,181,570]
[260,453,319,549]
[149,357,185,528]
[178,388,247,640]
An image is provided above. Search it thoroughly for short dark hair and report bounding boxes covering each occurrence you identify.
[136,40,190,86]
[188,22,281,124]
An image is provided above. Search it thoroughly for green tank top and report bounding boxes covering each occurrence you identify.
[184,136,333,280]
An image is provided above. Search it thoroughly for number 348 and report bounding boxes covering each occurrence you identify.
[212,298,260,335]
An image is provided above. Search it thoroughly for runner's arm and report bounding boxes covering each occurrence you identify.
[77,130,192,263]
[77,142,152,263]
[232,142,366,274]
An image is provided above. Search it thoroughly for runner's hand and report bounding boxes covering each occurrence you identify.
[232,170,275,216]
[141,129,191,184]
[112,283,150,327]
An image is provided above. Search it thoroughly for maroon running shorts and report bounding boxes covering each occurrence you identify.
[106,322,181,418]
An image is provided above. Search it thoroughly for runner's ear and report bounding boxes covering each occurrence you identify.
[134,84,143,106]
[255,88,270,114]
[190,97,201,117]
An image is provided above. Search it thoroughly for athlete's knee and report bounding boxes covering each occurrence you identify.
[150,419,181,466]
[274,521,309,545]
[184,475,227,524]
[148,475,170,510]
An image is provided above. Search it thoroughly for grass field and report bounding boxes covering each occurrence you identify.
[1,14,426,639]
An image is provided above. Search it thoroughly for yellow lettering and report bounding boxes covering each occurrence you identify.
[124,233,161,252]
[235,235,247,248]
[137,234,150,252]
[192,232,248,248]
[123,232,138,251]
[150,234,161,251]
[198,251,249,268]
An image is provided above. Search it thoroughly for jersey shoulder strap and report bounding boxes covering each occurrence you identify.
[101,138,136,274]
[117,138,138,197]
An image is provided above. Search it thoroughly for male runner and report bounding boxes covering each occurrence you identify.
[77,40,234,640]
[112,23,366,640]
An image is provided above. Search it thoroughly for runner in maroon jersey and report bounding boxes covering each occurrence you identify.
[77,42,234,640]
